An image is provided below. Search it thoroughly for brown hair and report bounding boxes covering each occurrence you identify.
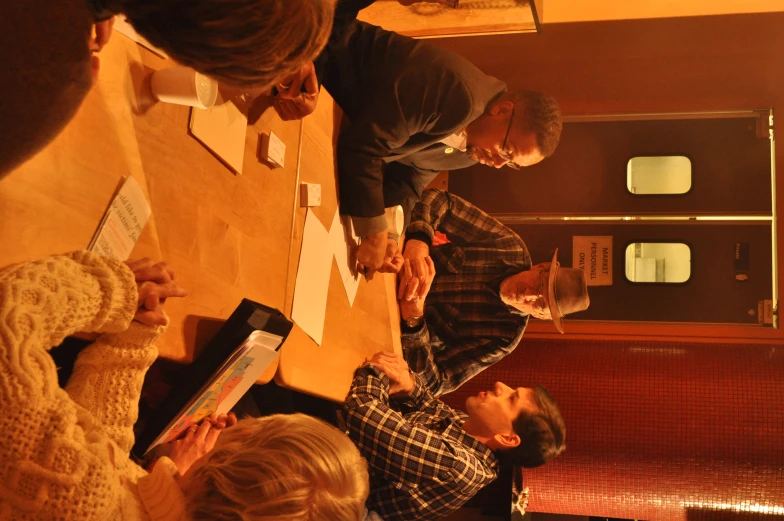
[182,414,369,521]
[0,0,337,178]
[0,0,94,177]
[115,0,337,88]
[498,385,566,468]
[508,90,563,157]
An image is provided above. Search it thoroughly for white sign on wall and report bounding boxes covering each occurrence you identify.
[572,236,613,286]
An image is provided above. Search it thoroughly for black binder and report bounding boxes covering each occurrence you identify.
[133,299,293,458]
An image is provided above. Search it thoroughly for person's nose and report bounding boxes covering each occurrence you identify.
[522,292,540,302]
[489,148,507,168]
[494,382,512,396]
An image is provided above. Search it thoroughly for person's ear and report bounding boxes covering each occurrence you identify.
[493,431,521,449]
[487,99,514,117]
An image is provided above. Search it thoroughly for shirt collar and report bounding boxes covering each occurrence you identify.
[440,129,468,152]
[450,413,500,471]
[137,457,189,521]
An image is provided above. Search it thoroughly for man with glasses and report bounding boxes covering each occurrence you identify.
[291,20,563,278]
[398,188,589,396]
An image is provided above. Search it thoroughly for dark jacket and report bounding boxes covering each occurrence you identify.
[318,21,507,236]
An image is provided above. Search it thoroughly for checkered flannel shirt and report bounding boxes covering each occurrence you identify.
[345,364,499,520]
[403,189,531,396]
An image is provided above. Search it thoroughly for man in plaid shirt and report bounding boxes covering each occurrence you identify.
[345,351,566,520]
[344,189,587,519]
[398,188,590,396]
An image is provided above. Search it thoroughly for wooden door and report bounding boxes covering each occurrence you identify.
[508,221,771,324]
[451,116,771,216]
[450,114,775,326]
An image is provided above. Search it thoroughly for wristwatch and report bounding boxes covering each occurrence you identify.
[405,315,424,328]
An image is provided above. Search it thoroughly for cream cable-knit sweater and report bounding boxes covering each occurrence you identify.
[0,251,187,521]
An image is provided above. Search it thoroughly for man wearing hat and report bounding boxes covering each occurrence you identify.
[397,188,590,396]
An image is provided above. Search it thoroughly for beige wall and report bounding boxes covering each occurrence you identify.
[544,0,784,23]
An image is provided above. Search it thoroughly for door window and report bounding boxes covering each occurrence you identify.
[627,156,692,195]
[625,242,691,283]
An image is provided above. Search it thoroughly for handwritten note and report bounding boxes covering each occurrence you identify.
[88,176,151,260]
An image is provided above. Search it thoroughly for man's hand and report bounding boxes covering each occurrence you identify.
[369,351,415,397]
[124,258,189,326]
[381,238,404,274]
[398,239,435,301]
[273,62,319,121]
[168,413,237,476]
[399,296,426,325]
[356,230,389,279]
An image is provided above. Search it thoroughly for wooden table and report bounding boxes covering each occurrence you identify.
[0,32,400,401]
[277,89,402,402]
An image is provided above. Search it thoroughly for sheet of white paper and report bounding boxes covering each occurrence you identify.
[189,98,248,175]
[113,17,169,58]
[329,210,361,306]
[88,176,151,260]
[291,210,333,344]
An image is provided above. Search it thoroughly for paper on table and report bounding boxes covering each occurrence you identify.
[291,210,333,344]
[189,98,248,175]
[113,17,168,58]
[329,210,361,306]
[88,176,151,261]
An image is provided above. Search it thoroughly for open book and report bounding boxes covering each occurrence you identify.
[145,329,282,453]
[88,176,151,260]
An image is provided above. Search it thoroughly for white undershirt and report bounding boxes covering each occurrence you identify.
[440,130,468,152]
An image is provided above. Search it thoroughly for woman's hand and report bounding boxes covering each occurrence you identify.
[124,258,189,326]
[168,413,238,476]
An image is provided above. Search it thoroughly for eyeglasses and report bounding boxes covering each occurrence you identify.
[499,105,522,170]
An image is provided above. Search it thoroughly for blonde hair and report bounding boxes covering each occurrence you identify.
[116,0,337,88]
[183,414,369,521]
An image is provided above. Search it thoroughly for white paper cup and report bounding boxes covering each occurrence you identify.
[150,66,218,109]
[385,205,404,236]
